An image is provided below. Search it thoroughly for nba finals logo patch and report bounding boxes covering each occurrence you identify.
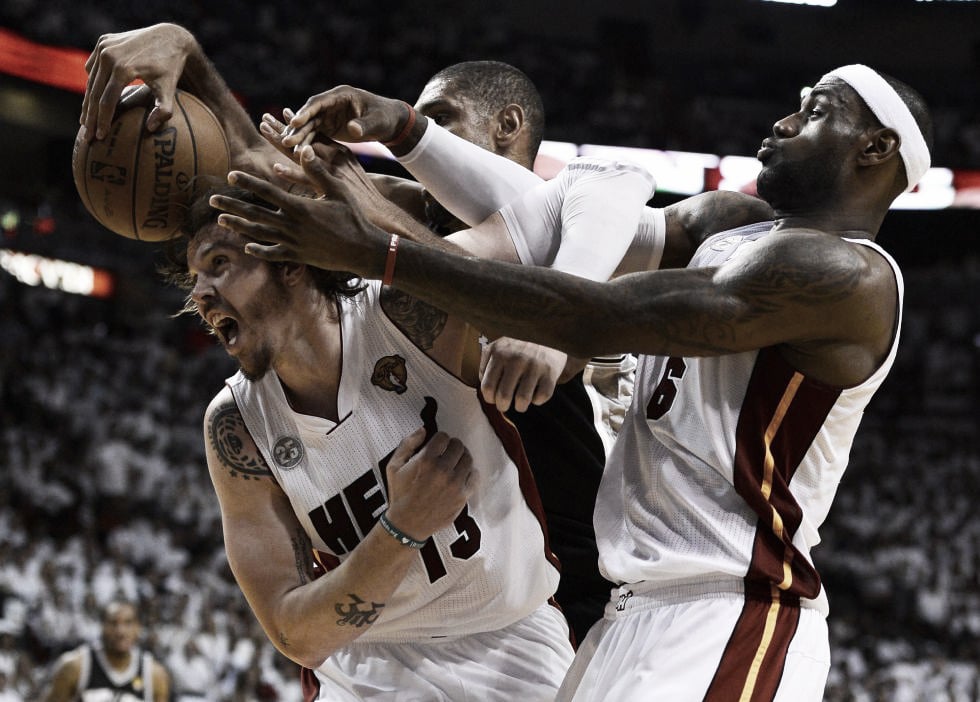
[371,354,408,394]
[273,436,304,469]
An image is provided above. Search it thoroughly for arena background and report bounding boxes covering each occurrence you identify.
[0,1,977,699]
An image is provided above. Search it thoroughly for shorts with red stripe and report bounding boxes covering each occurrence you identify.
[555,578,830,702]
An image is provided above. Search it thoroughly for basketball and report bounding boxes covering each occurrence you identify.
[72,89,231,241]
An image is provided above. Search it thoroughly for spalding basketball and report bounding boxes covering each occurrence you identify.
[72,89,230,241]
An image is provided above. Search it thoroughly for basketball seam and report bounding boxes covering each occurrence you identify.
[176,92,200,200]
[131,106,151,239]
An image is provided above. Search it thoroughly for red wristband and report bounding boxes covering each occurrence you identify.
[382,103,417,149]
[382,233,400,286]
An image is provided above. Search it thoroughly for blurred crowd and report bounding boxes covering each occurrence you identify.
[2,0,980,169]
[816,262,980,702]
[0,263,306,700]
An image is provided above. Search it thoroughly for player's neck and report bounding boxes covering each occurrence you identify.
[772,209,880,241]
[103,647,133,671]
[274,304,344,421]
[771,187,889,240]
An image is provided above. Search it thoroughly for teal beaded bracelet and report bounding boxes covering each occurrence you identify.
[378,511,427,549]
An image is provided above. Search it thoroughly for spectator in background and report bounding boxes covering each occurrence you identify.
[42,599,171,702]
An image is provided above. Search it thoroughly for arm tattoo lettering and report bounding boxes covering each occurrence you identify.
[208,401,273,480]
[380,287,448,350]
[334,594,385,628]
[291,527,315,585]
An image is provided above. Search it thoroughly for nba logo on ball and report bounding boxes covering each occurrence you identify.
[89,161,127,186]
[72,89,230,242]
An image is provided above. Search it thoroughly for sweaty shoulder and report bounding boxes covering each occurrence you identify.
[723,229,899,385]
[740,229,894,308]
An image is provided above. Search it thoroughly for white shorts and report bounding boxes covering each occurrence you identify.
[556,586,830,702]
[312,603,574,701]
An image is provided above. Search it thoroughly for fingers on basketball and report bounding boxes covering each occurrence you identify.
[73,90,230,241]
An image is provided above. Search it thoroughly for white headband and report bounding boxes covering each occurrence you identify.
[824,64,929,192]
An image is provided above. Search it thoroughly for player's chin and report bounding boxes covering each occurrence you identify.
[237,346,274,382]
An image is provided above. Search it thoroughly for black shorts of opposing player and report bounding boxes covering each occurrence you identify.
[506,371,611,643]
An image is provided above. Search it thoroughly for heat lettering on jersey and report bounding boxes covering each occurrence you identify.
[306,396,483,582]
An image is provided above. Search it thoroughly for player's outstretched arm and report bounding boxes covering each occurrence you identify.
[82,23,288,183]
[203,389,473,669]
[211,155,893,384]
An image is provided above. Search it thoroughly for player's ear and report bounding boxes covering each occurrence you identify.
[279,261,306,286]
[858,126,901,167]
[493,104,525,149]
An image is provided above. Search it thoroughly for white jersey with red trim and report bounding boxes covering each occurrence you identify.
[595,222,904,613]
[228,280,559,643]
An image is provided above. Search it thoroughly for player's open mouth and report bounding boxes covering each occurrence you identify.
[210,314,240,347]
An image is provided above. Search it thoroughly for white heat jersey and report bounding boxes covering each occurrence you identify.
[228,280,559,643]
[595,222,904,613]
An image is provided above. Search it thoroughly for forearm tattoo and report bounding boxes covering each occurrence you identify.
[207,401,273,480]
[291,527,315,585]
[335,593,385,628]
[380,287,448,350]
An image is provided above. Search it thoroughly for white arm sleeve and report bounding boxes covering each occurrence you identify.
[396,118,543,227]
[499,158,659,281]
[615,206,667,276]
[398,127,667,278]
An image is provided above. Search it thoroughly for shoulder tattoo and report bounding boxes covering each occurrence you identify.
[739,254,864,307]
[380,287,448,350]
[207,401,273,480]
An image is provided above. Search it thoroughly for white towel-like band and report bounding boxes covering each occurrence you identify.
[824,64,929,192]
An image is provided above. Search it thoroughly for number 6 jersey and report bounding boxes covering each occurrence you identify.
[595,222,904,614]
[228,280,560,642]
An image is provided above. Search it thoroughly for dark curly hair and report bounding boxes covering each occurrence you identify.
[159,179,365,317]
